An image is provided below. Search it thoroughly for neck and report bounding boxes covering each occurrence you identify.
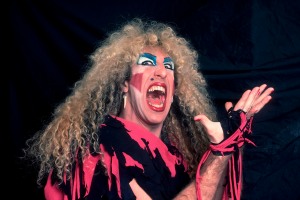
[118,112,163,138]
[145,123,163,138]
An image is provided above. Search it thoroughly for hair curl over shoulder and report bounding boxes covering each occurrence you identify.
[25,18,216,186]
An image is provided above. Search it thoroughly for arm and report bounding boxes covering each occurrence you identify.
[129,178,152,200]
[174,154,230,200]
[175,84,274,200]
[196,154,230,199]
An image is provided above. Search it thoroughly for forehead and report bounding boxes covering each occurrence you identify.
[141,46,170,58]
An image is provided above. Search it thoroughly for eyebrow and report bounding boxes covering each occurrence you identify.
[164,57,173,63]
[138,53,174,65]
[140,53,157,63]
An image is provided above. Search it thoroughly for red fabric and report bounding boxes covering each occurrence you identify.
[44,153,101,200]
[44,115,189,199]
[99,116,188,198]
[115,116,188,177]
[44,170,65,200]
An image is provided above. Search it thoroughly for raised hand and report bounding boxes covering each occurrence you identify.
[225,84,274,119]
[194,84,274,143]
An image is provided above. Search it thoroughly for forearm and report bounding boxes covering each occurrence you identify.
[174,153,230,200]
[199,153,230,200]
[173,180,196,200]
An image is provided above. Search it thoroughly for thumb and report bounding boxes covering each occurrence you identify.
[225,102,233,111]
[194,114,210,124]
[194,114,224,144]
[194,114,216,131]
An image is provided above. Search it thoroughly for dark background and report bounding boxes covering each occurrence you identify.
[6,0,300,199]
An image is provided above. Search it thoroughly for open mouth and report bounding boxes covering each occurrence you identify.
[146,83,167,112]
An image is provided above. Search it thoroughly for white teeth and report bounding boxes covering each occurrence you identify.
[147,85,165,109]
[148,86,165,93]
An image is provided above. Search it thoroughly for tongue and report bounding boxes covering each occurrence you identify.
[147,93,162,105]
[147,92,164,105]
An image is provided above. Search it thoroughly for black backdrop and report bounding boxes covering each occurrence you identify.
[6,0,300,199]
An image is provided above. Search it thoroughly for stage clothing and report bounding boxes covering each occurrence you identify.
[44,115,191,200]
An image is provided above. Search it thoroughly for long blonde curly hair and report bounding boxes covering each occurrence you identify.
[25,18,217,186]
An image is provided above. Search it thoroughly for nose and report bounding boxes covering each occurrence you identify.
[154,64,167,78]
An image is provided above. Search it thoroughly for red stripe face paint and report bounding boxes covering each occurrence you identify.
[122,47,175,136]
[130,73,143,92]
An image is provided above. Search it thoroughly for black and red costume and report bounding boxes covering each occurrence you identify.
[45,112,252,200]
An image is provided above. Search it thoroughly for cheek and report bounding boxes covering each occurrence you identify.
[171,82,175,95]
[130,73,143,92]
[168,75,175,95]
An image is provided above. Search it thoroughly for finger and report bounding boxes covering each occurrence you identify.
[234,86,261,112]
[240,86,261,112]
[194,114,224,143]
[234,84,268,112]
[194,114,213,133]
[233,89,251,111]
[194,114,209,122]
[252,86,274,106]
[247,86,274,115]
[225,102,233,111]
[259,83,268,92]
[247,95,272,116]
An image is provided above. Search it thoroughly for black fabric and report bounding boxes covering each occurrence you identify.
[6,0,300,199]
[220,108,244,139]
[88,115,190,199]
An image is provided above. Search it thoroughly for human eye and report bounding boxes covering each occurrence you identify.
[164,57,175,70]
[137,53,156,66]
[164,62,174,70]
[137,56,155,66]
